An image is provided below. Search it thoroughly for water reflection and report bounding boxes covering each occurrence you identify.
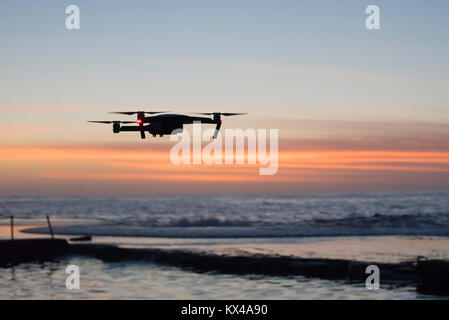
[0,256,422,299]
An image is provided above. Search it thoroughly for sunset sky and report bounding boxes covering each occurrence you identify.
[1,0,449,196]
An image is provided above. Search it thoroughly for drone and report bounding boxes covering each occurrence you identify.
[88,111,247,139]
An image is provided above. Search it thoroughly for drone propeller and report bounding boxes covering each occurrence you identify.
[192,112,248,116]
[110,111,170,115]
[87,120,135,124]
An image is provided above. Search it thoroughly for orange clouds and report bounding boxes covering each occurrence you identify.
[0,143,448,196]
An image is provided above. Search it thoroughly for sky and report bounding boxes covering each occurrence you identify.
[1,0,449,196]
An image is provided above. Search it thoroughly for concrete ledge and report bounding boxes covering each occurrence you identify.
[1,240,448,296]
[0,239,69,266]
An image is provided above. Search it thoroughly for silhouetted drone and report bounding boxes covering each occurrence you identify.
[88,111,247,139]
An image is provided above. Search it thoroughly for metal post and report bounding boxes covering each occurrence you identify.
[10,216,14,240]
[46,215,54,239]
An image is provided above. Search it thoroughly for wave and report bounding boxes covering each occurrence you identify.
[4,191,449,237]
[23,224,449,238]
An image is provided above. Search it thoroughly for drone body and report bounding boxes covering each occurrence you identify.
[88,111,247,139]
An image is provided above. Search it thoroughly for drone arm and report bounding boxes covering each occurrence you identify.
[213,121,222,139]
[139,124,145,139]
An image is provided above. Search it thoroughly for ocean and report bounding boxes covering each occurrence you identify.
[2,191,449,237]
[1,191,448,299]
